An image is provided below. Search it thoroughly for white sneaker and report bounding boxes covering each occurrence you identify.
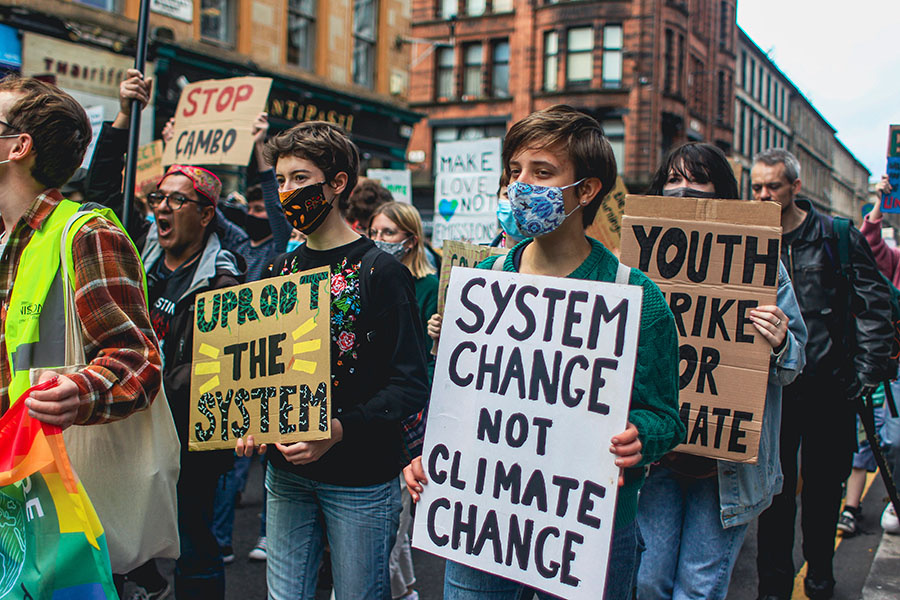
[248,536,267,560]
[882,502,900,534]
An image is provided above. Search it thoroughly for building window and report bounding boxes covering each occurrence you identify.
[491,0,513,12]
[463,43,482,98]
[601,25,623,88]
[288,0,316,70]
[663,29,674,94]
[201,0,235,45]
[439,0,457,18]
[602,119,625,174]
[352,0,377,88]
[466,0,486,16]
[737,103,745,155]
[491,40,510,97]
[689,56,704,115]
[719,1,731,50]
[544,31,558,92]
[436,47,455,99]
[716,69,727,124]
[765,73,771,108]
[566,27,593,87]
[73,0,116,10]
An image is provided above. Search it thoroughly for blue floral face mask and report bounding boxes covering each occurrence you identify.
[507,179,585,237]
[496,199,524,240]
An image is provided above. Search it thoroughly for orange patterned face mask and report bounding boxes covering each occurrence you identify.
[278,183,334,234]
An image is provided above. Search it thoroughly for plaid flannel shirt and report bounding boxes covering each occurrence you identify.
[0,190,161,422]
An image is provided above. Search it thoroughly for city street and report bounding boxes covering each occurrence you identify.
[220,460,892,600]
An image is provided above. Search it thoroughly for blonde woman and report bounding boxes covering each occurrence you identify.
[368,201,436,600]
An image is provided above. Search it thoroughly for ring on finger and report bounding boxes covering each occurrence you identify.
[774,318,782,327]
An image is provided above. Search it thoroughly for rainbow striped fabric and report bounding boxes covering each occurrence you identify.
[0,381,117,599]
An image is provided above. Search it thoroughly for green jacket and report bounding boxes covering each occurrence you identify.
[479,237,685,527]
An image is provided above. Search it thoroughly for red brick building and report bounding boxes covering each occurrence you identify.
[407,0,737,200]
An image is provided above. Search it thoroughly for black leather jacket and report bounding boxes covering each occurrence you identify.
[782,198,893,393]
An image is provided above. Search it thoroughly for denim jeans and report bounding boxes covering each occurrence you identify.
[213,456,268,546]
[637,466,749,600]
[442,517,643,600]
[265,465,400,600]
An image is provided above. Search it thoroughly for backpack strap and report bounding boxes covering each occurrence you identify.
[615,261,632,285]
[832,216,852,278]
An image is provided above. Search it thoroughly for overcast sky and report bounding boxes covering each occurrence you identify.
[737,1,900,181]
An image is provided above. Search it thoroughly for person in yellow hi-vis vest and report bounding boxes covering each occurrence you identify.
[0,75,162,586]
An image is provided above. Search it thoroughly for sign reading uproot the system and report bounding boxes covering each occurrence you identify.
[189,267,331,451]
[620,196,781,462]
[163,76,273,167]
[412,267,641,599]
[432,138,502,248]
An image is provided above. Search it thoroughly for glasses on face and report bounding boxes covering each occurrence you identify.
[368,227,405,240]
[146,191,206,210]
[0,119,21,136]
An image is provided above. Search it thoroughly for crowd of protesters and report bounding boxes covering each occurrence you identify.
[0,66,898,600]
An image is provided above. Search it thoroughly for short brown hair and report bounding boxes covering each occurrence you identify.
[0,76,92,189]
[503,105,617,229]
[344,178,393,226]
[264,121,359,204]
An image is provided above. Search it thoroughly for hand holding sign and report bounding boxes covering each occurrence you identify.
[275,418,343,465]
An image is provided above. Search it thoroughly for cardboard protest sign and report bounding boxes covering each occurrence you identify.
[367,168,412,204]
[585,176,629,251]
[135,140,165,192]
[81,106,104,169]
[883,125,900,214]
[163,76,272,167]
[432,138,502,248]
[413,267,641,599]
[620,196,781,462]
[189,267,331,451]
[436,240,506,314]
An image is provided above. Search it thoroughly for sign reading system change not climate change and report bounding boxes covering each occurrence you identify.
[413,267,641,600]
[189,268,331,451]
[620,196,781,463]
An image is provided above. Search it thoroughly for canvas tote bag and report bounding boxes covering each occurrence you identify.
[33,211,181,574]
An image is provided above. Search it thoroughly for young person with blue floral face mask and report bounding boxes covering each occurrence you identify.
[635,142,808,600]
[409,105,686,599]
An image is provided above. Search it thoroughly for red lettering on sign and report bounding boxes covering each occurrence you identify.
[183,89,201,117]
[201,88,218,114]
[216,86,235,112]
[233,85,253,110]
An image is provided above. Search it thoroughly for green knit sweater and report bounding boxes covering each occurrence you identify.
[479,237,685,527]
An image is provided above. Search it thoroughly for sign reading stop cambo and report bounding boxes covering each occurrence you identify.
[189,267,331,451]
[163,76,273,167]
[620,196,781,463]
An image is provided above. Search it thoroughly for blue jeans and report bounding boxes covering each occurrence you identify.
[442,518,643,600]
[213,456,268,546]
[637,466,749,600]
[265,465,400,600]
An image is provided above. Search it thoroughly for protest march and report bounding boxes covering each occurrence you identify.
[0,3,898,600]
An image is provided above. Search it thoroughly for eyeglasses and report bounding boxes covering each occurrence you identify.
[368,227,405,240]
[0,119,21,136]
[146,191,207,210]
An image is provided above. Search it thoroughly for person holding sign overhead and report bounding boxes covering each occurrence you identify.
[235,121,429,600]
[410,105,685,599]
[635,142,807,600]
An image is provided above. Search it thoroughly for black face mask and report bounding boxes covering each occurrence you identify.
[246,214,272,242]
[279,183,334,235]
[662,187,720,199]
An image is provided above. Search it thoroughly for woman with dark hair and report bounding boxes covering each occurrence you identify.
[635,142,808,600]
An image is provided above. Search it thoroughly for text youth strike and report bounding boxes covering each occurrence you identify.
[414,268,642,600]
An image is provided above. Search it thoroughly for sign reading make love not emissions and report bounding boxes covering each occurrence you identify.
[189,267,331,451]
[163,76,272,167]
[432,138,502,248]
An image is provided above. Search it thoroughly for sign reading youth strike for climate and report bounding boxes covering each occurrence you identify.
[189,268,331,451]
[163,76,273,167]
[432,138,502,248]
[620,196,781,463]
[412,268,641,599]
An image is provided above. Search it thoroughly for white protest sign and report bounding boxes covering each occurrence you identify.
[413,267,642,599]
[432,138,502,248]
[367,168,412,204]
[81,105,104,169]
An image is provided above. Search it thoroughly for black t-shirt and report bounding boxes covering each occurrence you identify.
[148,255,200,352]
[783,225,801,249]
[266,236,429,486]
